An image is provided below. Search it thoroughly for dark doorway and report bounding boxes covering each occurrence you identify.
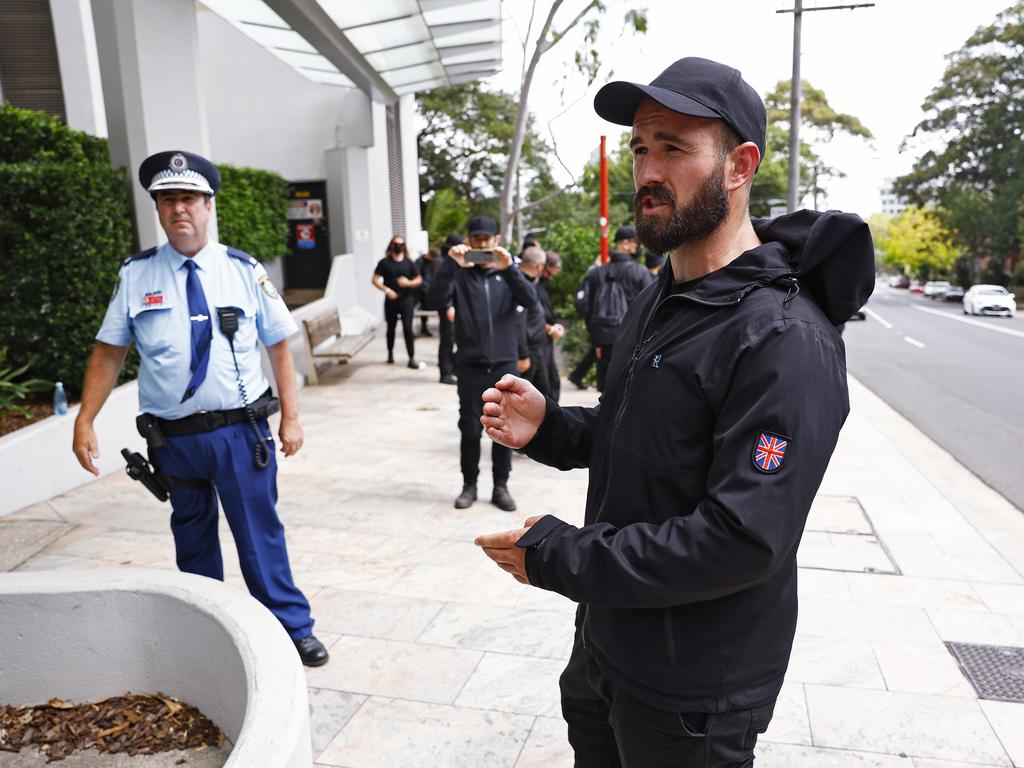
[284,181,331,290]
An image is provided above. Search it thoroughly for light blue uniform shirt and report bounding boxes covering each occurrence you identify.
[98,241,297,419]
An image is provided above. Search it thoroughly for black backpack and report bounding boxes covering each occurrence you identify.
[589,271,630,344]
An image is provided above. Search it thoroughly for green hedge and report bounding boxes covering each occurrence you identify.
[0,104,136,400]
[216,164,289,262]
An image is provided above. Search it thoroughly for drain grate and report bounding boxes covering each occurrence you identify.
[946,642,1024,703]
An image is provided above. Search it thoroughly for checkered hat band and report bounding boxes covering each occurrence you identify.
[148,168,212,192]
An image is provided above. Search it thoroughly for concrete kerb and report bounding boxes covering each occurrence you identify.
[0,569,312,767]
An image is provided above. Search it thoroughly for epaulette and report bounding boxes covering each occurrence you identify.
[122,246,158,267]
[226,246,259,268]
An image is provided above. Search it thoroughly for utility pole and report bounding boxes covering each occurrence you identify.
[777,2,874,213]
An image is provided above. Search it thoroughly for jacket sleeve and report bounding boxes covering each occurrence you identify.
[522,318,849,608]
[427,256,457,309]
[522,396,601,471]
[517,305,529,359]
[504,265,539,309]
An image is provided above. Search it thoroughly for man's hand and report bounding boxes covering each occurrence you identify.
[547,323,565,340]
[446,306,456,323]
[475,515,544,584]
[517,357,531,374]
[72,417,100,476]
[396,276,412,288]
[448,244,473,268]
[491,246,513,271]
[385,288,398,300]
[480,374,546,449]
[278,415,303,456]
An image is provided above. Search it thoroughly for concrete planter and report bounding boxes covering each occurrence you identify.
[0,569,311,767]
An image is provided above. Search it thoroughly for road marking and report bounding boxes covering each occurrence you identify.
[913,305,1024,340]
[904,336,926,348]
[864,307,893,328]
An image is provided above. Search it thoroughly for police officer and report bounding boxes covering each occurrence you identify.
[72,150,329,667]
[475,57,874,766]
[427,215,538,512]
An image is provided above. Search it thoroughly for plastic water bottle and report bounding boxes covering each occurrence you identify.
[53,381,68,415]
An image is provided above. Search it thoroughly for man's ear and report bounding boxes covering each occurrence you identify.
[727,142,761,192]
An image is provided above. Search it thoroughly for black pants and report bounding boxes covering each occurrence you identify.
[560,635,775,768]
[546,338,561,402]
[457,361,517,486]
[384,297,415,360]
[437,310,456,378]
[571,346,596,384]
[527,342,555,400]
[596,345,613,392]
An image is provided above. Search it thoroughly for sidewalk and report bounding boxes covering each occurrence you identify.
[3,331,1023,768]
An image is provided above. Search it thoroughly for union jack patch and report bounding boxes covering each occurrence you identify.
[752,431,790,474]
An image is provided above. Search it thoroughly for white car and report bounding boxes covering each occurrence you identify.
[923,280,951,298]
[962,285,1017,317]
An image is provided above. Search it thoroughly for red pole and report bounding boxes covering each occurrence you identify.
[599,135,609,264]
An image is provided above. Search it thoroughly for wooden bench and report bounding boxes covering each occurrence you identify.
[302,307,374,385]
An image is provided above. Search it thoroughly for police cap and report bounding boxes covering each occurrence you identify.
[139,150,221,198]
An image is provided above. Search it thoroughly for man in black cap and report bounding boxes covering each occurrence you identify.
[474,57,874,766]
[428,216,538,512]
[73,150,329,668]
[574,224,652,392]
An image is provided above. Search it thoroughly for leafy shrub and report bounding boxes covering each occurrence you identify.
[216,164,289,261]
[0,105,136,400]
[0,348,49,418]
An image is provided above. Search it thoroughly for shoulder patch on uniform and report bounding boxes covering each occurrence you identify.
[257,272,280,300]
[122,246,158,267]
[752,430,790,474]
[226,246,259,267]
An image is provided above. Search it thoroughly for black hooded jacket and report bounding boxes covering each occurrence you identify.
[515,210,874,712]
[429,257,538,367]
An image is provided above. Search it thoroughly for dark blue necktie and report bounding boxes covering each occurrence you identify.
[181,259,212,403]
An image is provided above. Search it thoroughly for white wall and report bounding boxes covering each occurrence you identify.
[196,9,347,182]
[49,0,107,137]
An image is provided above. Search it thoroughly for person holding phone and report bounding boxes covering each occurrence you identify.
[372,235,424,369]
[427,216,538,511]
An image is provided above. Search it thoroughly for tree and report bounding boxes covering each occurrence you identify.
[876,206,959,280]
[423,189,468,248]
[752,81,873,215]
[895,3,1024,278]
[498,1,647,240]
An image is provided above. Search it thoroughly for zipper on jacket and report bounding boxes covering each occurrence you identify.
[611,330,658,431]
[484,274,494,361]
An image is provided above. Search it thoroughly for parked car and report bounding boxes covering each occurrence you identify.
[888,274,910,289]
[942,285,965,302]
[962,285,1017,317]
[924,280,951,298]
[909,279,924,293]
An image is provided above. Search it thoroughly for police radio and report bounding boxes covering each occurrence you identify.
[217,306,273,469]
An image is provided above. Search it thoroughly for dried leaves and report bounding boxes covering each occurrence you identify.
[0,692,224,763]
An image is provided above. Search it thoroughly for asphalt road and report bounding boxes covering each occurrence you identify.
[842,281,1024,512]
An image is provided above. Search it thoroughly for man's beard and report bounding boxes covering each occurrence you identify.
[634,159,729,254]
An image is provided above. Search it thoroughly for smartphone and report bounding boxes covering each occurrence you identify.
[465,249,495,264]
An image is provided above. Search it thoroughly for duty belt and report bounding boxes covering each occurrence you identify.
[155,389,278,437]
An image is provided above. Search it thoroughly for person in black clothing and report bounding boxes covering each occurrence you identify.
[577,225,652,392]
[434,234,462,384]
[516,247,557,399]
[645,249,667,276]
[539,251,566,402]
[415,247,442,337]
[428,216,538,512]
[372,235,423,369]
[474,57,874,768]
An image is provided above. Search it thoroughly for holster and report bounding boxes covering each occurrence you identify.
[136,413,167,450]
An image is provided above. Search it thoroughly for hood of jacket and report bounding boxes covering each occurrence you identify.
[661,209,875,324]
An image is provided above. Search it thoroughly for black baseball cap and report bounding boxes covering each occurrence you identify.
[467,215,498,236]
[594,57,766,164]
[614,225,637,242]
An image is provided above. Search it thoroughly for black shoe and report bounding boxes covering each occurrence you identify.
[387,352,395,364]
[421,328,433,337]
[491,485,517,512]
[568,374,587,390]
[454,484,477,509]
[440,374,458,385]
[408,359,425,369]
[295,635,329,667]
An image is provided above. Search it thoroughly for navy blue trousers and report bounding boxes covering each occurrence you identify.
[151,420,314,641]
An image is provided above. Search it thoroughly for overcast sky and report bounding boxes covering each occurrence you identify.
[488,0,1014,218]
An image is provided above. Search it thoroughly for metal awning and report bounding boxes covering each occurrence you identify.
[200,0,502,100]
